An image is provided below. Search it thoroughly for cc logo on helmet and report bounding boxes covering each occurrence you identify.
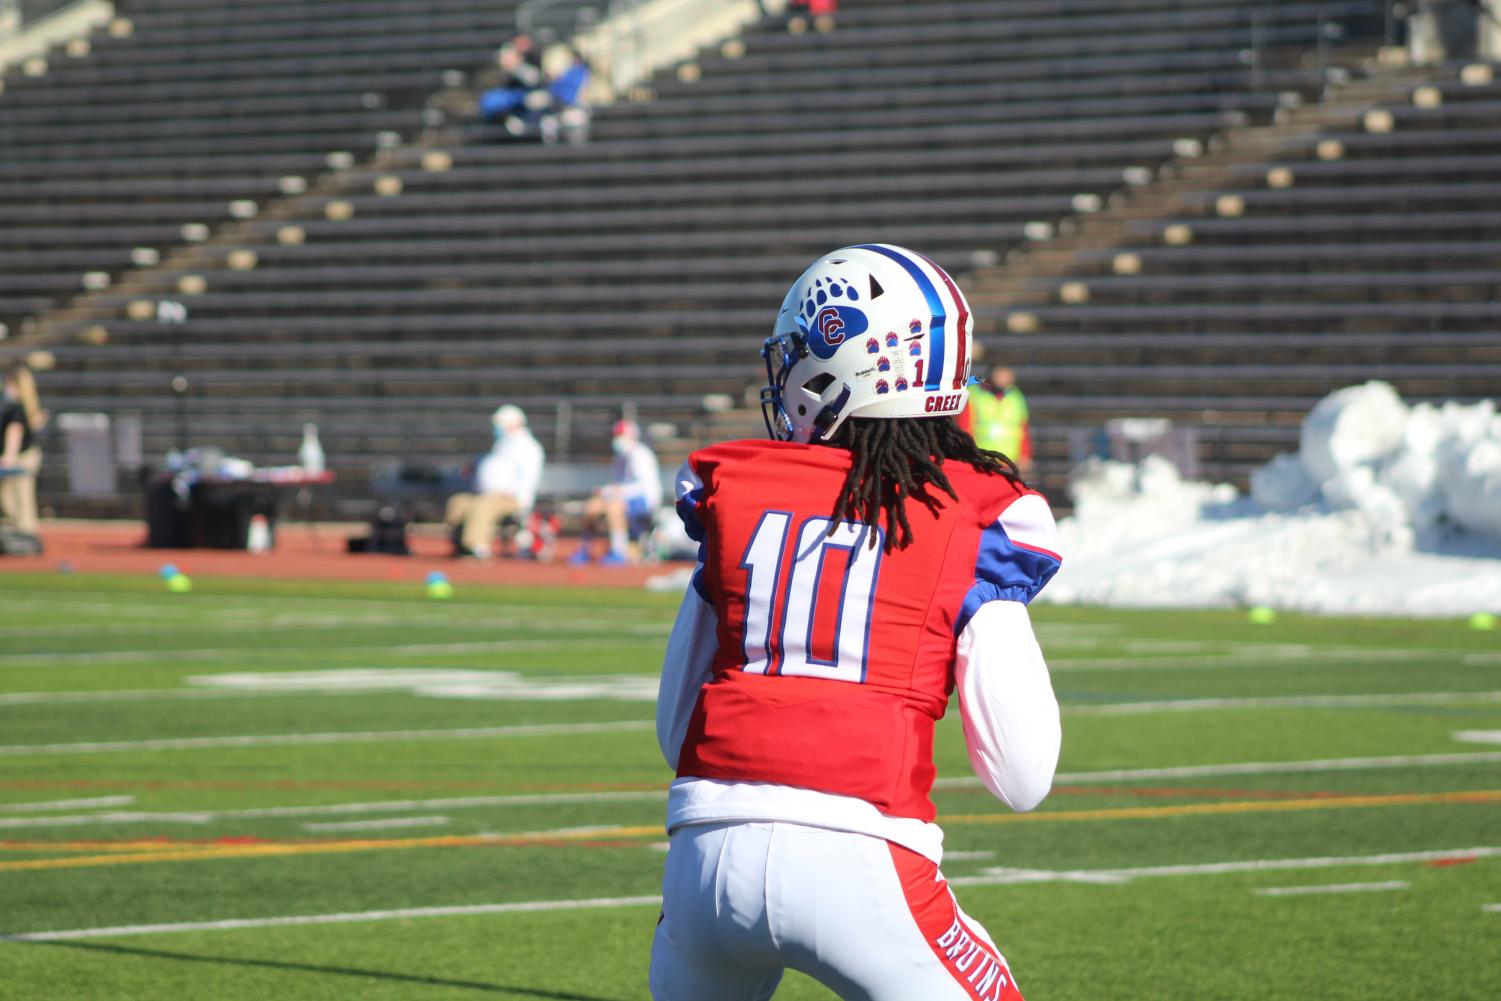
[806,305,869,359]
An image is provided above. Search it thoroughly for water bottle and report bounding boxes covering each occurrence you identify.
[247,514,272,554]
[298,423,325,475]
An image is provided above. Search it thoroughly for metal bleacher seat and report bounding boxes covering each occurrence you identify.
[21,0,1477,511]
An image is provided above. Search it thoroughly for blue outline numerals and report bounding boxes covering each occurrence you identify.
[739,511,792,675]
[738,515,883,684]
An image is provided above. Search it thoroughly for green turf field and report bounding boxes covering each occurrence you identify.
[1,572,1498,1000]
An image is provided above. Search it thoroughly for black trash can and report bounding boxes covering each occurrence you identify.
[186,481,277,550]
[145,477,189,549]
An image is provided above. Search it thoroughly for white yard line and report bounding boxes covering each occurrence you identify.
[0,637,648,667]
[0,895,664,942]
[951,847,1501,887]
[0,591,656,615]
[932,750,1501,789]
[0,789,669,831]
[0,796,135,813]
[1048,647,1455,672]
[0,688,328,706]
[303,816,451,833]
[1067,691,1501,715]
[1483,904,1501,913]
[0,615,662,639]
[0,600,192,617]
[0,720,653,758]
[9,683,1494,712]
[1454,731,1501,745]
[1253,880,1410,897]
[1,671,663,705]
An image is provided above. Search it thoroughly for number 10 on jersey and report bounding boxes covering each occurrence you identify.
[739,513,884,684]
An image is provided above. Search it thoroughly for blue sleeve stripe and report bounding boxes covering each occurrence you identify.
[955,518,1061,634]
[956,581,1038,634]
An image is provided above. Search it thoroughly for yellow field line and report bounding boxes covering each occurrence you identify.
[0,826,665,872]
[0,840,236,854]
[2,790,1497,873]
[944,788,1501,825]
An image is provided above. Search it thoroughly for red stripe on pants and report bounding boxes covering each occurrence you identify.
[888,843,1024,1001]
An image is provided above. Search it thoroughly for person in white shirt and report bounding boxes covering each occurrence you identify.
[572,419,661,565]
[444,404,545,558]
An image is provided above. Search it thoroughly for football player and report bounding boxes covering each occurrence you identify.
[652,244,1063,1000]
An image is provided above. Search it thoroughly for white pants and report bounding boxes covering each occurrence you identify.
[650,822,1024,1001]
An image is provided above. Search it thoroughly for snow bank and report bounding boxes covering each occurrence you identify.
[1042,382,1501,617]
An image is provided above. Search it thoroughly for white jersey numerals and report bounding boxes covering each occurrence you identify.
[739,514,884,683]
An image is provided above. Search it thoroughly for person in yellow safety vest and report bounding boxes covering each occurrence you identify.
[966,365,1033,476]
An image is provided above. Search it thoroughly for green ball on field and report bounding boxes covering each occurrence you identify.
[1247,605,1277,625]
[427,581,454,600]
[1469,612,1497,631]
[165,574,193,593]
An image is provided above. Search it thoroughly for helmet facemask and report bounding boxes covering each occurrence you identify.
[761,326,854,443]
[759,328,802,442]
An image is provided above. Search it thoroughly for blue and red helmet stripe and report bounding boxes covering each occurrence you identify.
[854,244,949,392]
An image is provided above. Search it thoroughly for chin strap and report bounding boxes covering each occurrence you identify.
[810,384,852,440]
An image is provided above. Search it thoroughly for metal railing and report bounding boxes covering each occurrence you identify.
[516,0,609,41]
[1,0,83,38]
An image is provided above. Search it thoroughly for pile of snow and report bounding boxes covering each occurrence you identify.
[1042,382,1501,617]
[1251,381,1501,544]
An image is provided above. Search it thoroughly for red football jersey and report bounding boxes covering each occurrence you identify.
[674,439,1059,822]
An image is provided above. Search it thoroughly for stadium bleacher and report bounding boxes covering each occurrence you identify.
[10,0,1496,517]
[977,56,1501,493]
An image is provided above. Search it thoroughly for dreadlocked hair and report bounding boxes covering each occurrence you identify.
[822,416,1021,552]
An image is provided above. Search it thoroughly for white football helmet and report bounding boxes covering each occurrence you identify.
[761,244,974,442]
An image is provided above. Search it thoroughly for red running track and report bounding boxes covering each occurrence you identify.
[2,521,689,590]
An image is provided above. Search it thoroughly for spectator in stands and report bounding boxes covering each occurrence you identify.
[1410,1,1491,60]
[787,0,838,32]
[571,419,662,566]
[478,39,591,144]
[0,364,46,541]
[444,404,545,559]
[966,364,1033,477]
[536,43,592,145]
[478,34,542,122]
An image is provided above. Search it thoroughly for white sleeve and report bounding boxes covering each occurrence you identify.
[954,599,1060,812]
[620,446,662,507]
[474,452,512,495]
[656,582,718,770]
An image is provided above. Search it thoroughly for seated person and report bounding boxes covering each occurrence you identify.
[444,404,544,559]
[479,41,590,143]
[478,34,542,121]
[572,420,661,566]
